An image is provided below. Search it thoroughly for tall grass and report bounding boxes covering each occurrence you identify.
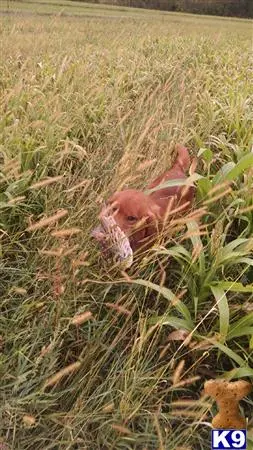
[0,6,253,449]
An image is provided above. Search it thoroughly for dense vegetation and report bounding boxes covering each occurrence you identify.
[0,2,253,449]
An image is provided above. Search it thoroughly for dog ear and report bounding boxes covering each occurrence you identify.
[175,145,191,171]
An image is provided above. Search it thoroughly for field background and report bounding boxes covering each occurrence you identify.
[1,1,253,449]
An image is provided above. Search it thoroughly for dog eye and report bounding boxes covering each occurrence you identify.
[127,215,137,222]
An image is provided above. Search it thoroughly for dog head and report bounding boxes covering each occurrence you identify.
[99,189,161,251]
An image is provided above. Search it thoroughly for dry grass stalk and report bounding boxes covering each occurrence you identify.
[171,409,207,419]
[168,207,207,228]
[71,311,93,325]
[159,342,171,360]
[153,412,165,450]
[27,209,68,232]
[12,287,27,295]
[105,302,131,316]
[111,424,132,435]
[172,376,200,388]
[72,253,89,267]
[180,230,208,243]
[64,179,91,193]
[39,248,64,257]
[7,196,26,204]
[121,271,132,282]
[208,181,231,196]
[62,245,80,257]
[164,201,190,218]
[203,187,232,205]
[29,175,64,189]
[23,415,36,427]
[136,159,156,172]
[102,403,115,413]
[44,361,81,388]
[192,243,203,263]
[171,400,211,407]
[210,219,224,256]
[236,204,253,214]
[51,228,82,238]
[172,359,185,385]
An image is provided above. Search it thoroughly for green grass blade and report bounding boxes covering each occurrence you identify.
[132,279,193,327]
[145,173,203,194]
[227,326,253,340]
[208,340,246,366]
[223,366,253,379]
[212,281,253,293]
[213,161,236,185]
[210,286,229,343]
[213,153,253,185]
[187,220,205,271]
[228,312,253,339]
[148,315,193,331]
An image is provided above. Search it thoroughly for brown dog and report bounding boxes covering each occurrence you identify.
[93,145,195,252]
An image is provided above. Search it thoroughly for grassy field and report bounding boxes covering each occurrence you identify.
[1,1,253,449]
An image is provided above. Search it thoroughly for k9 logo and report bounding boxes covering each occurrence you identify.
[211,430,247,449]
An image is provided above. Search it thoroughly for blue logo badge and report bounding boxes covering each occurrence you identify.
[211,429,247,449]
